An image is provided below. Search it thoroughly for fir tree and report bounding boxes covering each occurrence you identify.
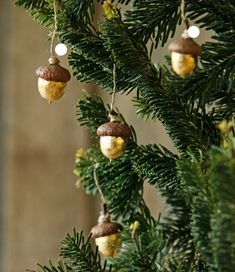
[16,0,235,271]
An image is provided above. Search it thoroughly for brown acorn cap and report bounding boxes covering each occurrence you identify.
[168,37,202,56]
[91,222,123,239]
[35,57,71,82]
[97,121,132,138]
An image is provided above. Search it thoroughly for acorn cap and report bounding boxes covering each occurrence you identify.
[91,222,123,239]
[97,121,132,138]
[168,37,202,56]
[35,57,71,82]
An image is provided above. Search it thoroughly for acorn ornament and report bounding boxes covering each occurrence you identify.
[91,204,123,257]
[35,56,71,104]
[97,111,132,160]
[168,30,202,78]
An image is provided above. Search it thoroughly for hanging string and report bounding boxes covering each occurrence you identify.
[50,0,58,58]
[180,0,189,29]
[110,63,116,112]
[94,164,106,204]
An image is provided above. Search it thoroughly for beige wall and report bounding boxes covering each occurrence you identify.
[2,3,99,271]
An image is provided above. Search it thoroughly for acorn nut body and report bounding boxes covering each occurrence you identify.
[168,37,202,78]
[95,233,122,257]
[35,57,71,103]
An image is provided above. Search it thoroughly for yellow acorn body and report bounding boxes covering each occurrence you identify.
[95,233,122,257]
[171,52,197,78]
[37,78,67,103]
[100,136,126,159]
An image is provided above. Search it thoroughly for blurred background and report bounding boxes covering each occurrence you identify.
[1,2,209,271]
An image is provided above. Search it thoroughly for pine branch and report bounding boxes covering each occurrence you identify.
[74,146,143,220]
[15,0,47,10]
[132,144,179,190]
[100,19,155,84]
[188,1,235,33]
[15,0,53,26]
[62,0,96,25]
[110,213,166,272]
[124,0,180,47]
[35,230,111,272]
[209,93,235,122]
[177,157,214,268]
[76,94,109,136]
[161,188,195,267]
[131,145,196,267]
[209,146,235,271]
[177,141,235,271]
[136,81,220,155]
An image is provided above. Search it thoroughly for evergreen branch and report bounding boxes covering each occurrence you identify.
[135,81,220,155]
[35,230,111,272]
[69,52,114,89]
[74,146,143,220]
[161,188,194,268]
[100,19,156,83]
[210,93,235,122]
[177,157,214,268]
[60,230,111,271]
[131,145,195,267]
[191,196,213,269]
[69,52,137,92]
[124,0,180,47]
[15,0,53,26]
[162,256,189,272]
[110,214,166,272]
[188,1,235,33]
[36,260,71,272]
[61,26,111,68]
[132,144,179,190]
[209,147,235,271]
[62,0,96,25]
[76,94,109,136]
[15,0,47,10]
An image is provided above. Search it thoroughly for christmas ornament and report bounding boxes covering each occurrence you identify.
[35,0,71,103]
[168,0,202,78]
[91,204,122,257]
[97,111,132,160]
[35,57,71,104]
[97,63,132,160]
[168,33,201,78]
